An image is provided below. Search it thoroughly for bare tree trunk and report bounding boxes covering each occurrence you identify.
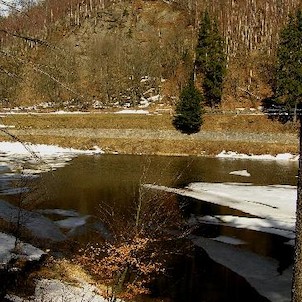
[292,116,302,302]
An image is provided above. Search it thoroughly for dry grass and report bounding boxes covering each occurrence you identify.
[202,114,298,133]
[0,113,298,156]
[0,112,298,133]
[0,113,174,130]
[33,258,94,285]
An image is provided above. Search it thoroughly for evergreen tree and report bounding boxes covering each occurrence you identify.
[173,78,203,135]
[195,11,226,108]
[275,9,302,302]
[274,10,302,120]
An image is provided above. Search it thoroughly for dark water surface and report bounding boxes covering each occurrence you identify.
[37,154,297,212]
[33,154,298,301]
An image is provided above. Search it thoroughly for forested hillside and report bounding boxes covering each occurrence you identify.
[0,0,300,110]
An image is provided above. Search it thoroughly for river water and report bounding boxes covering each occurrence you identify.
[3,154,299,301]
[36,154,297,212]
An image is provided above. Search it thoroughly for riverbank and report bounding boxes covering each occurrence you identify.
[0,112,298,156]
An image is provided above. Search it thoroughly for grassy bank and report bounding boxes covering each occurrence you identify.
[1,112,297,133]
[0,112,298,156]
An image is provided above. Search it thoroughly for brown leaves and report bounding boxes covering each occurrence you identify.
[76,235,165,300]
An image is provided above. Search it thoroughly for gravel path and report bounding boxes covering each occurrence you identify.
[10,128,298,145]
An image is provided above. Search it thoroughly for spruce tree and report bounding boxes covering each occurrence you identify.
[173,78,203,135]
[195,11,226,108]
[274,10,302,120]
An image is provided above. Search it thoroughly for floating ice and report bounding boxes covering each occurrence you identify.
[193,215,295,239]
[192,236,292,302]
[145,183,296,239]
[37,209,80,217]
[212,235,246,245]
[55,216,90,229]
[0,200,66,241]
[0,187,30,195]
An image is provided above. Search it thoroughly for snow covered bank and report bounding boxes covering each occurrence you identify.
[0,141,103,157]
[217,151,298,161]
[6,279,111,302]
[0,232,45,268]
[0,141,103,175]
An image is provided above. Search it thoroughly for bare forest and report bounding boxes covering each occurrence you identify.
[0,0,301,109]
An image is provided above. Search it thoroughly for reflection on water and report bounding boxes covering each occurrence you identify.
[10,154,299,301]
[35,154,298,214]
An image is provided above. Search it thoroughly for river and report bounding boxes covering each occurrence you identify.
[1,154,299,302]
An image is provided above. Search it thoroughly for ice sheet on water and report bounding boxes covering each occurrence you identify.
[145,183,296,241]
[193,215,295,239]
[0,187,30,195]
[0,200,66,241]
[186,182,296,221]
[192,236,292,302]
[212,235,246,245]
[145,183,296,222]
[37,208,80,217]
[55,216,90,229]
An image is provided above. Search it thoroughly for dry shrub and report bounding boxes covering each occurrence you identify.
[77,236,165,300]
[75,177,188,300]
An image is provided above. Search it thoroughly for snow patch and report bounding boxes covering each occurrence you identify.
[53,111,90,115]
[0,232,45,268]
[6,278,118,302]
[0,141,103,156]
[114,109,149,114]
[0,124,15,129]
[229,169,251,177]
[217,150,298,161]
[0,142,103,175]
